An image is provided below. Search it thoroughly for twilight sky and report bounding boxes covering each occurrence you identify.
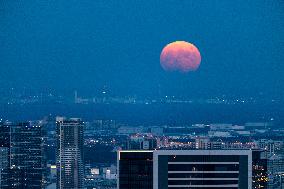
[0,0,283,98]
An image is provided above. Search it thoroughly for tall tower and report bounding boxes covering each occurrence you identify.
[0,147,9,188]
[0,122,10,189]
[74,91,78,104]
[0,121,45,189]
[11,122,44,189]
[56,117,84,189]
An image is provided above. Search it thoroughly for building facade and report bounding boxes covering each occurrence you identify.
[10,122,45,189]
[153,150,252,189]
[118,150,253,189]
[252,150,268,189]
[56,117,84,189]
[267,155,284,189]
[0,123,10,189]
[118,151,153,189]
[0,147,9,189]
[0,122,45,189]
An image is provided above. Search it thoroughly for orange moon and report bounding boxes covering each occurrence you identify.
[160,41,201,73]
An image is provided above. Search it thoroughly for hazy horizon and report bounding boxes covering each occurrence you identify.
[1,0,283,98]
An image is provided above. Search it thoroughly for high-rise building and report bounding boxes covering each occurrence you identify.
[56,117,84,189]
[154,150,252,189]
[0,123,10,149]
[0,121,45,189]
[118,150,253,189]
[267,155,284,189]
[256,139,284,158]
[252,150,268,189]
[272,172,284,189]
[0,147,9,189]
[10,122,45,189]
[0,123,10,189]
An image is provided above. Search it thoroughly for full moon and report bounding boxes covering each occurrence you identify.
[160,41,201,73]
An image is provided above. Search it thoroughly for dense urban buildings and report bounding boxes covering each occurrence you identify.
[1,116,284,189]
[1,0,283,188]
[56,117,84,189]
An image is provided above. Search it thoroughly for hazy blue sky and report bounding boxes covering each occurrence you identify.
[0,0,283,98]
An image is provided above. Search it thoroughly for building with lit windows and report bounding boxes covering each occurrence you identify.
[56,117,84,189]
[0,147,9,188]
[0,121,45,189]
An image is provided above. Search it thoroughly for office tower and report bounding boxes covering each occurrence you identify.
[1,121,45,189]
[252,150,268,189]
[118,150,253,189]
[118,151,153,189]
[272,172,284,188]
[74,91,78,104]
[9,122,44,189]
[256,139,284,158]
[56,117,84,189]
[154,150,252,189]
[0,123,10,148]
[0,147,9,188]
[0,123,10,189]
[267,155,284,189]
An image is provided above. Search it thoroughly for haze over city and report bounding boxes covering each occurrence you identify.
[0,1,284,189]
[1,0,283,98]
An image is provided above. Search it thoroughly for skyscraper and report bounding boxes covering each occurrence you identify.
[153,150,252,189]
[56,117,84,189]
[10,122,45,189]
[0,121,45,189]
[0,123,10,189]
[252,150,268,189]
[0,147,9,189]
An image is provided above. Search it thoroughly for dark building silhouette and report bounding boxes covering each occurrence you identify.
[154,150,252,189]
[252,150,268,188]
[0,123,10,148]
[118,151,153,189]
[0,147,9,189]
[118,150,255,189]
[0,123,10,188]
[0,121,45,189]
[56,117,84,189]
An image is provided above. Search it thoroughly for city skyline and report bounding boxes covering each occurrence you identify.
[1,115,284,188]
[1,0,284,189]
